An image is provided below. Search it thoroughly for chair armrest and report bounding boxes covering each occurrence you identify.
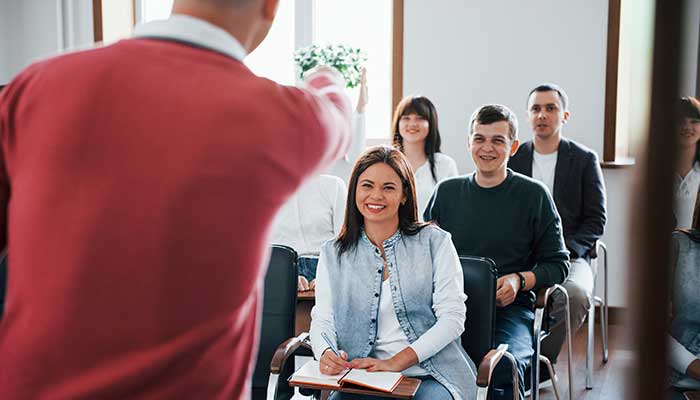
[684,391,700,400]
[588,240,599,259]
[476,344,508,388]
[535,286,557,309]
[535,285,569,335]
[270,332,310,374]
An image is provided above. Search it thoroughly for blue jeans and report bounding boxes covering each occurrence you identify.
[491,303,535,400]
[329,376,452,400]
[298,256,319,281]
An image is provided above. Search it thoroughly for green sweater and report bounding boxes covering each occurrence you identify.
[424,170,569,291]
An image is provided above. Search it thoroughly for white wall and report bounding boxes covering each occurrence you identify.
[404,0,632,307]
[0,1,19,83]
[0,0,94,84]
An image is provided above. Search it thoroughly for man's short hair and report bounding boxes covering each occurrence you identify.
[528,83,569,111]
[469,104,518,141]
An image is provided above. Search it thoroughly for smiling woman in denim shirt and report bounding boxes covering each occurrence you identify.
[309,146,477,400]
[668,190,700,399]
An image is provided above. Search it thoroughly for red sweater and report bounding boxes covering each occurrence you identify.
[0,38,349,399]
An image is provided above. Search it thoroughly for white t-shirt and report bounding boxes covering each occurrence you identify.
[270,174,346,255]
[415,152,459,220]
[675,162,700,229]
[532,150,558,195]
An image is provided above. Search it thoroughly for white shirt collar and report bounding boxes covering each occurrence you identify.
[132,14,247,61]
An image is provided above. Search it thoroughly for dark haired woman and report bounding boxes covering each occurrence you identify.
[674,97,700,228]
[309,146,476,400]
[668,191,700,399]
[392,96,458,220]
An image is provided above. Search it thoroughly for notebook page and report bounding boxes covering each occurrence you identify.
[341,369,404,392]
[289,360,348,388]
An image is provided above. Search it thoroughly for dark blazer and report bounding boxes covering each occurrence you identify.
[508,138,607,259]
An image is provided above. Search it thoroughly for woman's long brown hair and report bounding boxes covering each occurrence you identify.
[336,145,428,255]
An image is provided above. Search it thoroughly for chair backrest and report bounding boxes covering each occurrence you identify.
[251,245,298,393]
[460,256,498,366]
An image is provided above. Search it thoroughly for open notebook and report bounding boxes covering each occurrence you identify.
[289,360,404,393]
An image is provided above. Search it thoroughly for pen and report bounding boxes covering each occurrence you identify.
[321,332,341,357]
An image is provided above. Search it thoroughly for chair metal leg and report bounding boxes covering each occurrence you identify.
[557,285,575,400]
[266,373,280,400]
[532,307,545,400]
[600,242,609,364]
[503,351,519,400]
[586,293,595,389]
[539,355,562,400]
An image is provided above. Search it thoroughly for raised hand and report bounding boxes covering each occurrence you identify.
[356,68,368,113]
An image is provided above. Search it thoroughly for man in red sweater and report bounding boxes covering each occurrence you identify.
[0,0,351,398]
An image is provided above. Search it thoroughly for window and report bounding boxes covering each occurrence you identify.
[604,0,655,163]
[312,1,393,141]
[243,0,296,85]
[603,0,654,165]
[131,0,396,140]
[94,0,135,44]
[139,0,173,23]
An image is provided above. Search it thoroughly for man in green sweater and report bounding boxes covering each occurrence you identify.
[424,104,569,400]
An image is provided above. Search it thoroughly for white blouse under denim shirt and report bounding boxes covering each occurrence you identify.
[310,225,476,400]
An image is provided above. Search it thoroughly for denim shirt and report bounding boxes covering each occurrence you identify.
[670,232,700,386]
[310,225,477,400]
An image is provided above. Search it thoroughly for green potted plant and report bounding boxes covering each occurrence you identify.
[294,44,367,88]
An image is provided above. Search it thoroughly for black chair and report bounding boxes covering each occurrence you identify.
[462,255,572,400]
[251,245,300,400]
[460,256,518,400]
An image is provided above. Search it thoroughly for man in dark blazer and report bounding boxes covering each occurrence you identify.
[509,83,607,374]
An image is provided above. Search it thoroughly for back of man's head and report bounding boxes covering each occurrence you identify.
[172,0,278,53]
[469,104,518,141]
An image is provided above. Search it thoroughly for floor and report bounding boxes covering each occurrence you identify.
[538,323,632,400]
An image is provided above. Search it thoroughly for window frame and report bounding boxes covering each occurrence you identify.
[602,0,621,165]
[92,0,137,43]
[92,0,404,142]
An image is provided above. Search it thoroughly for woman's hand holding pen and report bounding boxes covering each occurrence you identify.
[320,348,350,375]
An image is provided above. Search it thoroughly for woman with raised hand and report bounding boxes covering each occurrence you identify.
[391,96,458,220]
[310,146,476,400]
[674,97,700,228]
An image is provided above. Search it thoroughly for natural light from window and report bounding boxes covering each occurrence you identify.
[141,0,173,22]
[138,0,393,140]
[313,0,392,141]
[244,0,296,85]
